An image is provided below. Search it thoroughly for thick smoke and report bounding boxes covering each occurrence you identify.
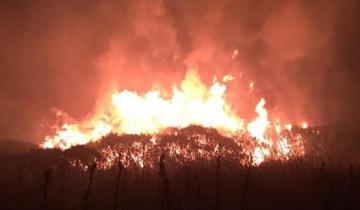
[0,0,359,143]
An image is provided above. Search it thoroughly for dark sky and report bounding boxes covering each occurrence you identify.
[0,0,360,143]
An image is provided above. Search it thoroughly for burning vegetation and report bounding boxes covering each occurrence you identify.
[1,0,360,209]
[41,70,308,166]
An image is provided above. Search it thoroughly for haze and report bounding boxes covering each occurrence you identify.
[0,0,359,143]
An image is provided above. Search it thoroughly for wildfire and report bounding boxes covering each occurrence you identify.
[301,122,308,129]
[110,71,242,135]
[42,70,308,166]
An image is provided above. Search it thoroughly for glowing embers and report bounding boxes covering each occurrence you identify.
[65,127,306,171]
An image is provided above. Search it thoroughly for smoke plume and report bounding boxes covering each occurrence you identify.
[0,0,359,143]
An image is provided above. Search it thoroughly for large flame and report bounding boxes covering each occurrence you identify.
[42,70,307,165]
[110,70,243,134]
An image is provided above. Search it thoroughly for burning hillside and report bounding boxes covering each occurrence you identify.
[41,70,308,166]
[2,1,360,209]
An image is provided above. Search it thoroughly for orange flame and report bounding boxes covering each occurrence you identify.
[42,70,308,166]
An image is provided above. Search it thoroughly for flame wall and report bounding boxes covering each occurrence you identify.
[0,0,359,143]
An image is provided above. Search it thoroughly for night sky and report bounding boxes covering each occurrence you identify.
[0,0,359,143]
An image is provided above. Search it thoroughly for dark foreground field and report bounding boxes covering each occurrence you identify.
[0,126,359,210]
